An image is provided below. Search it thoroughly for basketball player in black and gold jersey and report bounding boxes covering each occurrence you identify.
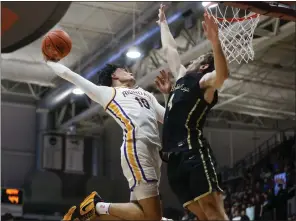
[156,4,229,220]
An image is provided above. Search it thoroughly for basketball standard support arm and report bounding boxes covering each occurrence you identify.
[223,2,296,21]
[59,21,295,129]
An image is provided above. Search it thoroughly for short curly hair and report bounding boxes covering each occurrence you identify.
[97,64,122,86]
[187,52,215,73]
[200,52,214,73]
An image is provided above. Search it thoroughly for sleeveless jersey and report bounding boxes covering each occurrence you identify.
[162,72,218,152]
[105,86,161,149]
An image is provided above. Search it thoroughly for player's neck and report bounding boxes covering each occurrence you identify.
[113,81,134,89]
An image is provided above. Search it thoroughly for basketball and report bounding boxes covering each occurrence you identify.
[42,29,72,61]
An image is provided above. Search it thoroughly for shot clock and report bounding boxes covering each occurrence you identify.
[1,188,23,204]
[1,188,23,217]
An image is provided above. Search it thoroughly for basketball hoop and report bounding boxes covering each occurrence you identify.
[203,2,260,64]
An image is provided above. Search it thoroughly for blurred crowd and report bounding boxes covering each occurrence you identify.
[181,138,295,221]
[223,165,295,220]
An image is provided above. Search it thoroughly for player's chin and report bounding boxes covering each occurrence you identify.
[129,77,136,84]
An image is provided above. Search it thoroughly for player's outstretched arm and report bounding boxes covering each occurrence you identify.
[157,4,187,81]
[200,14,229,89]
[47,61,113,107]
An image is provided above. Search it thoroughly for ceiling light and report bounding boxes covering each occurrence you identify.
[202,2,218,8]
[72,88,84,95]
[126,46,141,59]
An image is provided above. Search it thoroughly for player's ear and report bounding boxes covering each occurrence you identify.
[200,64,209,72]
[111,69,120,79]
[111,74,118,80]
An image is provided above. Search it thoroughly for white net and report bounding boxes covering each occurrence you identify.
[205,3,260,64]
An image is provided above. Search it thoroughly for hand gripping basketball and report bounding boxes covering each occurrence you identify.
[41,29,72,61]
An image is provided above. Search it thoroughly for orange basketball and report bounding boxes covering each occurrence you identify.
[41,29,72,61]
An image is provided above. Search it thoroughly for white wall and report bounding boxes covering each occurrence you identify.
[204,128,275,167]
[101,117,278,209]
[1,103,36,188]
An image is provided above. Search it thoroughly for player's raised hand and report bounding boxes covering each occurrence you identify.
[155,70,172,94]
[202,13,219,44]
[156,4,166,25]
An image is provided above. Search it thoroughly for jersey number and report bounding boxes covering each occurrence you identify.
[135,97,150,109]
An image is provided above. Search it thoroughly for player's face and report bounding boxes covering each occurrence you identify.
[113,68,136,85]
[187,55,204,71]
[187,55,210,73]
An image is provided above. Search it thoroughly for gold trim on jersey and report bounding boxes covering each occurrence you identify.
[183,101,223,206]
[185,99,201,150]
[107,101,143,182]
[104,88,116,110]
[206,147,224,192]
[197,105,223,192]
[183,199,194,208]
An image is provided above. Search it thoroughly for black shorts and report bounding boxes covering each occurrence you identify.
[167,147,223,207]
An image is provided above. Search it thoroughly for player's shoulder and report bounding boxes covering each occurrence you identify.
[134,85,143,91]
[139,87,155,97]
[181,71,203,84]
[135,87,156,101]
[133,86,150,95]
[112,86,127,94]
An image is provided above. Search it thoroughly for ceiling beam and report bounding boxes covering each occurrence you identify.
[213,93,248,109]
[230,103,295,116]
[1,59,56,87]
[75,2,142,14]
[60,22,115,35]
[1,91,39,100]
[217,107,288,120]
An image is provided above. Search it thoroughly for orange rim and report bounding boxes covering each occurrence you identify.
[204,2,260,22]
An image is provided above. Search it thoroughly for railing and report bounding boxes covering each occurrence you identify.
[221,127,296,182]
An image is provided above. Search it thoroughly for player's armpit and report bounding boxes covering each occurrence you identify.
[199,70,228,90]
[47,61,114,107]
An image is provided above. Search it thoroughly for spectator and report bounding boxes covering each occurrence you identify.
[254,182,261,194]
[275,184,288,220]
[232,209,241,220]
[241,210,250,221]
[260,192,273,220]
[243,194,248,204]
[221,139,295,221]
[254,194,262,220]
[263,178,270,192]
[246,203,255,221]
